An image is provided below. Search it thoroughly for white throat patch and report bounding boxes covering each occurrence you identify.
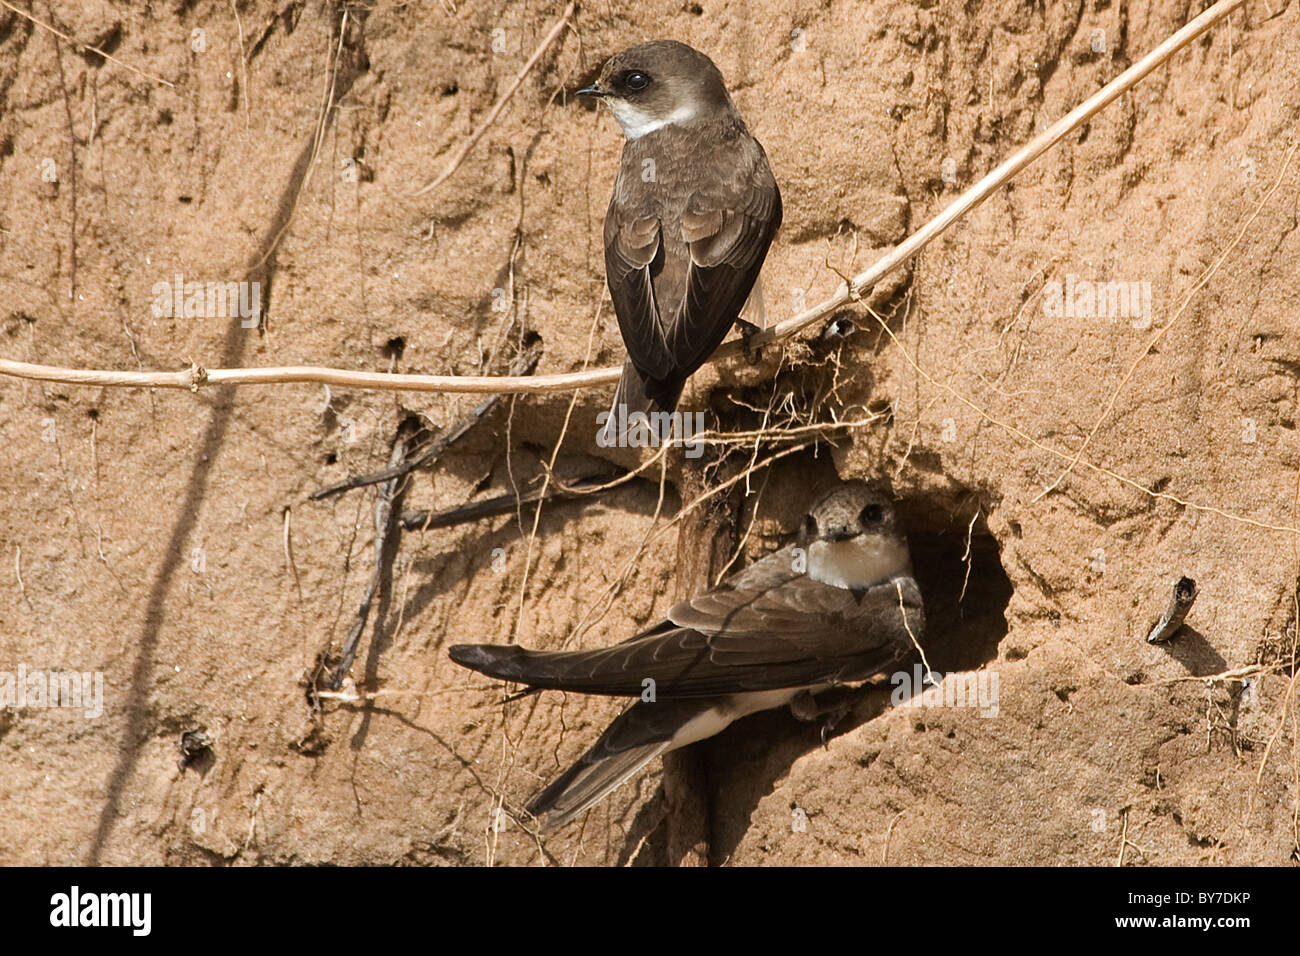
[606,99,699,140]
[806,535,911,591]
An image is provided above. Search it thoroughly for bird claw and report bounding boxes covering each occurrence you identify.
[819,704,851,750]
[790,690,855,749]
[735,319,763,364]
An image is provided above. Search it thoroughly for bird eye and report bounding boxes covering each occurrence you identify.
[859,504,884,526]
[803,514,817,537]
[623,71,650,91]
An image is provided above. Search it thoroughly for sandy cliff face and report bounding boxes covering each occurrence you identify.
[0,0,1296,865]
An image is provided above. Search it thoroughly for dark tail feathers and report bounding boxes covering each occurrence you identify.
[601,360,684,446]
[447,643,534,683]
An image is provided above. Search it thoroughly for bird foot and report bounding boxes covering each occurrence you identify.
[790,688,859,749]
[735,319,763,364]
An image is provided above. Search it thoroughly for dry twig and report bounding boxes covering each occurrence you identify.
[311,340,541,501]
[0,0,175,87]
[1146,577,1199,645]
[0,0,1251,394]
[415,1,576,197]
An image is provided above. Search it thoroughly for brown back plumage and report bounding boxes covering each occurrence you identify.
[587,41,782,428]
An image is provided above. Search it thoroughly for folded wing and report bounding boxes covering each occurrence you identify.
[449,550,922,699]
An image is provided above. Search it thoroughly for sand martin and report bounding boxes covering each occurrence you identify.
[449,481,924,832]
[578,40,782,443]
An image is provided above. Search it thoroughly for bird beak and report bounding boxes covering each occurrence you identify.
[576,84,606,98]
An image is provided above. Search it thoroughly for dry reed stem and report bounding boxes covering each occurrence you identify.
[0,0,1250,394]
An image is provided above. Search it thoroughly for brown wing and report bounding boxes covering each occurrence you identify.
[604,211,674,380]
[667,179,782,374]
[447,548,922,699]
[604,136,782,387]
[524,698,707,827]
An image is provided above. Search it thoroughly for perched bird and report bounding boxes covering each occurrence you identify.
[578,40,782,443]
[449,481,924,832]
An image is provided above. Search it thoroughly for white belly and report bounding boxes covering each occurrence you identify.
[668,686,824,749]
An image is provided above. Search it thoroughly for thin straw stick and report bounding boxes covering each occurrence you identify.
[0,0,1250,395]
